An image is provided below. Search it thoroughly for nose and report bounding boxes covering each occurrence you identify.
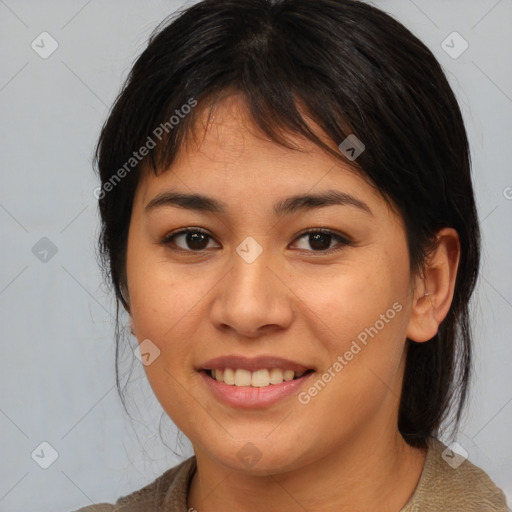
[210,245,294,338]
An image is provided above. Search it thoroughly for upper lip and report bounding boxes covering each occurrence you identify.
[199,355,312,373]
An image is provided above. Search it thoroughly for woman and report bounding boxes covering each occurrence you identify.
[78,0,508,510]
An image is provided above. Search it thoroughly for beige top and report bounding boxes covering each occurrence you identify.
[75,438,509,511]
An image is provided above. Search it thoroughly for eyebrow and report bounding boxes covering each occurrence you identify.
[144,189,373,216]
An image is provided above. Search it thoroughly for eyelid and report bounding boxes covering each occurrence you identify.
[293,228,352,244]
[161,227,218,249]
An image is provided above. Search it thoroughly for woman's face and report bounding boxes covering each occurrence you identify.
[126,94,418,474]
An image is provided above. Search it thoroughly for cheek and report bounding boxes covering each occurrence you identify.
[295,282,409,435]
[126,243,224,373]
[292,255,409,346]
[125,254,208,421]
[128,264,199,346]
[293,252,411,400]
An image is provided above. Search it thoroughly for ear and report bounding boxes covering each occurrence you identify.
[406,228,460,343]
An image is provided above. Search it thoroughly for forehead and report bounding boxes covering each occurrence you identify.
[136,94,393,220]
[179,93,342,165]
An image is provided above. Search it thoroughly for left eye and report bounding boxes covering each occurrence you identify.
[162,228,349,253]
[292,230,350,252]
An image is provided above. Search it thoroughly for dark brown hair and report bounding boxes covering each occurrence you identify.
[95,0,480,448]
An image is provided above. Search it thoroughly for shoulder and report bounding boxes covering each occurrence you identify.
[73,456,196,512]
[402,438,509,512]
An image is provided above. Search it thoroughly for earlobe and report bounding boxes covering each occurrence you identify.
[406,228,460,343]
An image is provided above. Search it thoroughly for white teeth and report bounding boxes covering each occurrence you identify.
[223,368,235,385]
[251,369,270,387]
[269,368,284,384]
[234,369,252,386]
[208,368,308,387]
[283,370,295,381]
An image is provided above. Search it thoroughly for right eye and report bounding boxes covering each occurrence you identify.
[161,228,221,252]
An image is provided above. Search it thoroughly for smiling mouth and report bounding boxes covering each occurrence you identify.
[203,368,314,388]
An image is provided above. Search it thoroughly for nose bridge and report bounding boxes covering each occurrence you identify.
[229,238,276,306]
[210,237,293,336]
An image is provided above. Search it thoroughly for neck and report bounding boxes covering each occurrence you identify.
[188,424,427,512]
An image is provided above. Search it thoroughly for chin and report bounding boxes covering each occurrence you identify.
[203,436,313,477]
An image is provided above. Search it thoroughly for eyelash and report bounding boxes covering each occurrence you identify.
[160,228,352,254]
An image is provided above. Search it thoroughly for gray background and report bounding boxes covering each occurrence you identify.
[0,1,511,510]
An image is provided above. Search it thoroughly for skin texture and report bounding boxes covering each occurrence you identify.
[125,94,460,511]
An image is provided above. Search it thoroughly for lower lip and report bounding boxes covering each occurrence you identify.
[200,371,313,409]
